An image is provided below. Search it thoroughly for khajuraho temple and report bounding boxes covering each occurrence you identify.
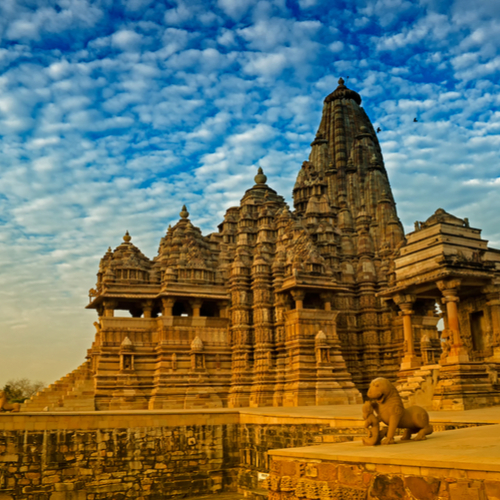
[22,78,500,412]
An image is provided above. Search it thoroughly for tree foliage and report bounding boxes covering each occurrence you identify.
[2,378,45,403]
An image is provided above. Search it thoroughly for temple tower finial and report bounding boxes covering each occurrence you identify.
[254,167,267,185]
[180,205,189,219]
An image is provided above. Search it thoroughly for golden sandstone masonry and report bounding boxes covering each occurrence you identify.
[22,78,500,412]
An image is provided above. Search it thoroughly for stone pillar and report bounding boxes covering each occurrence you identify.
[320,293,333,312]
[437,279,469,363]
[103,299,117,318]
[485,284,500,359]
[190,299,203,318]
[394,294,421,370]
[143,300,153,319]
[291,290,305,310]
[161,297,175,317]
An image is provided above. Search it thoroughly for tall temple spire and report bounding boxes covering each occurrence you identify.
[293,78,403,252]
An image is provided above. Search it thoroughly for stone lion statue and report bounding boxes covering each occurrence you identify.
[0,391,20,412]
[367,377,433,445]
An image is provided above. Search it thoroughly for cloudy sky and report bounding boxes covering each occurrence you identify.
[1,0,500,385]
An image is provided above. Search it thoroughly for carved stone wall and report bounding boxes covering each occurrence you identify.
[265,458,500,500]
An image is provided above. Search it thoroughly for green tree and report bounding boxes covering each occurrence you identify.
[2,378,45,403]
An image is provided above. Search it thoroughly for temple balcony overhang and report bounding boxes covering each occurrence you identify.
[86,283,160,309]
[279,274,347,294]
[159,282,229,302]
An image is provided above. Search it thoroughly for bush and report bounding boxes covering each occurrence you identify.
[2,378,45,403]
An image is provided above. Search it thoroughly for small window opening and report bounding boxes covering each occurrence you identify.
[200,302,219,317]
[303,293,323,310]
[173,300,192,317]
[470,310,485,351]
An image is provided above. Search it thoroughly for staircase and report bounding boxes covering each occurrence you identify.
[21,361,95,412]
[396,365,441,409]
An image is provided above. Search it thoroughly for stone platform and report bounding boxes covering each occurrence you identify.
[267,423,500,500]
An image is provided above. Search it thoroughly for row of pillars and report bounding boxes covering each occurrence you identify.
[289,290,334,311]
[102,298,229,318]
[395,279,500,370]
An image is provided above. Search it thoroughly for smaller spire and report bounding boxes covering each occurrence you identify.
[338,77,345,86]
[123,231,131,243]
[254,167,267,185]
[180,205,189,219]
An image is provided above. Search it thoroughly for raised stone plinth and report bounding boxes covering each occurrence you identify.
[432,361,500,411]
[267,424,500,500]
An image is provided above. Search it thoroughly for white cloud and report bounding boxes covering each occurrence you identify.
[1,0,500,386]
[217,0,254,20]
[329,41,344,52]
[112,30,144,51]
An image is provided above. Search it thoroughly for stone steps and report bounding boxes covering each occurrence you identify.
[21,361,94,411]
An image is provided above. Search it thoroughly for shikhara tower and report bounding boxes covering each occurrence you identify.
[23,79,500,411]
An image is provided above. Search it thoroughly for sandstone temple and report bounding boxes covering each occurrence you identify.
[22,78,500,413]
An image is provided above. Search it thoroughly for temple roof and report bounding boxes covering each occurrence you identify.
[324,77,362,105]
[421,208,469,229]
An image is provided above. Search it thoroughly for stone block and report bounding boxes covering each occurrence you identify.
[50,492,86,500]
[54,483,75,492]
[405,476,440,500]
[338,464,363,486]
[449,481,486,500]
[485,481,500,500]
[370,475,405,499]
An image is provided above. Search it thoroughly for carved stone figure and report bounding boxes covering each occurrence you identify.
[440,329,451,361]
[362,401,380,446]
[0,391,20,412]
[367,377,433,444]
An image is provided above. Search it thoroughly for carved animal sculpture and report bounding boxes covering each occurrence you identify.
[367,377,433,445]
[0,391,21,412]
[362,401,380,446]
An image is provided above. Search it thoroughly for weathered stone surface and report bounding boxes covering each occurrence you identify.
[404,476,440,500]
[50,492,86,500]
[449,481,486,500]
[338,464,363,486]
[370,475,405,499]
[485,481,500,500]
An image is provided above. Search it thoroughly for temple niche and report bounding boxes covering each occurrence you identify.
[20,79,500,411]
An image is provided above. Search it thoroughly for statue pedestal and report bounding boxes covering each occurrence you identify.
[444,345,470,365]
[432,361,500,411]
[400,354,422,371]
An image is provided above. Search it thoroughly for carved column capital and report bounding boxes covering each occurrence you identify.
[103,299,117,317]
[290,290,305,302]
[320,292,334,311]
[436,279,461,293]
[393,293,416,307]
[103,299,117,308]
[143,300,154,318]
[441,294,460,304]
[398,307,414,316]
[190,298,203,317]
[161,297,175,316]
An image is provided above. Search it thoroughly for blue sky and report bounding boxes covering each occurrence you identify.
[1,0,500,384]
